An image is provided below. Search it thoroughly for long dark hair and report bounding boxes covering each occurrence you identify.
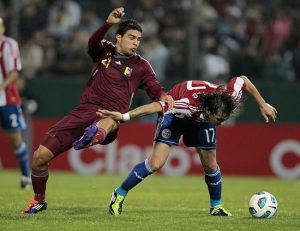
[198,86,241,118]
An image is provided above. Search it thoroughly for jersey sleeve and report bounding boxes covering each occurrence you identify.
[226,77,246,102]
[3,40,21,73]
[139,59,165,100]
[87,22,111,62]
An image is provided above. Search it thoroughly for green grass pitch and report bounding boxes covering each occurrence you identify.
[0,170,299,231]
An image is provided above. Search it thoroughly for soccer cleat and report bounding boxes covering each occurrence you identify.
[210,205,232,216]
[73,124,98,150]
[109,191,125,215]
[23,198,47,214]
[20,176,31,189]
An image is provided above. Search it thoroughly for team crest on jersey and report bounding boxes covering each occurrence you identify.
[192,93,198,98]
[124,66,133,78]
[161,129,171,139]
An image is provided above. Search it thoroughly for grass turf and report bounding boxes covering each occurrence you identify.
[0,170,299,231]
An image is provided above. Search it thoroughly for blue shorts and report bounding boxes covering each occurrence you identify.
[0,105,26,132]
[154,114,216,149]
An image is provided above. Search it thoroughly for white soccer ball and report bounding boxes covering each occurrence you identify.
[248,191,278,218]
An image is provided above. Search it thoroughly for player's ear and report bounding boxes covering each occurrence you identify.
[116,34,122,42]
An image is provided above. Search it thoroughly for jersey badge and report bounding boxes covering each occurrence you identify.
[124,66,133,78]
[161,129,171,139]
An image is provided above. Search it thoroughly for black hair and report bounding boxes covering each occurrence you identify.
[198,87,241,118]
[115,19,143,36]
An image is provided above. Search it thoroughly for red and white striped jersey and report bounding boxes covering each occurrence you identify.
[0,36,22,106]
[160,77,246,121]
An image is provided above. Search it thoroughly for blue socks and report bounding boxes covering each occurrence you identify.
[205,166,222,208]
[14,142,30,177]
[115,160,222,209]
[116,160,153,197]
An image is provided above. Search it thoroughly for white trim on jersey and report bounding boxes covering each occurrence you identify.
[164,98,199,118]
[232,77,245,100]
[0,90,4,106]
[186,80,217,90]
[187,81,206,90]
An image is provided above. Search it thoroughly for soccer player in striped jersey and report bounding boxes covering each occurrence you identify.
[0,17,31,189]
[98,75,277,216]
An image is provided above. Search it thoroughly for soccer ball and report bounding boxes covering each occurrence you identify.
[248,192,278,218]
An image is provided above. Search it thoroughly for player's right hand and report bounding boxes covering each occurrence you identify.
[97,109,123,121]
[106,7,125,25]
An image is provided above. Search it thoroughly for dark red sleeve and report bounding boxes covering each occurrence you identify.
[88,21,111,62]
[146,82,166,100]
[139,60,166,100]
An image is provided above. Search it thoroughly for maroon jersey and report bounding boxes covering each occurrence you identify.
[160,77,246,121]
[42,22,166,155]
[80,22,165,113]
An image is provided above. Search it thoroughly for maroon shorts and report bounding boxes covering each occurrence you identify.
[41,103,119,156]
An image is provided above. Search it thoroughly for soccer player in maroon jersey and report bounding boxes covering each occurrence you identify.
[97,75,277,216]
[23,7,173,214]
[0,18,31,189]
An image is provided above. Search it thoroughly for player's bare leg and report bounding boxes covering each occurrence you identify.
[73,117,118,150]
[23,146,54,214]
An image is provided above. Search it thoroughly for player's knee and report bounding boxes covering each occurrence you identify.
[203,162,218,173]
[97,117,119,133]
[148,159,164,172]
[32,149,50,170]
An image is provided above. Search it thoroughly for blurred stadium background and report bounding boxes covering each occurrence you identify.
[0,0,299,179]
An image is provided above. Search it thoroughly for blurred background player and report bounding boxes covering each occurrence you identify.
[23,7,173,214]
[0,17,30,189]
[98,75,277,216]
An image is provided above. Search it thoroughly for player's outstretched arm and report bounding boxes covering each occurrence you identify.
[240,75,278,123]
[97,110,123,121]
[106,7,125,25]
[97,102,163,122]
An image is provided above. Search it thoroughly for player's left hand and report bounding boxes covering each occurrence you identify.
[260,103,277,123]
[159,95,174,109]
[97,109,123,121]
